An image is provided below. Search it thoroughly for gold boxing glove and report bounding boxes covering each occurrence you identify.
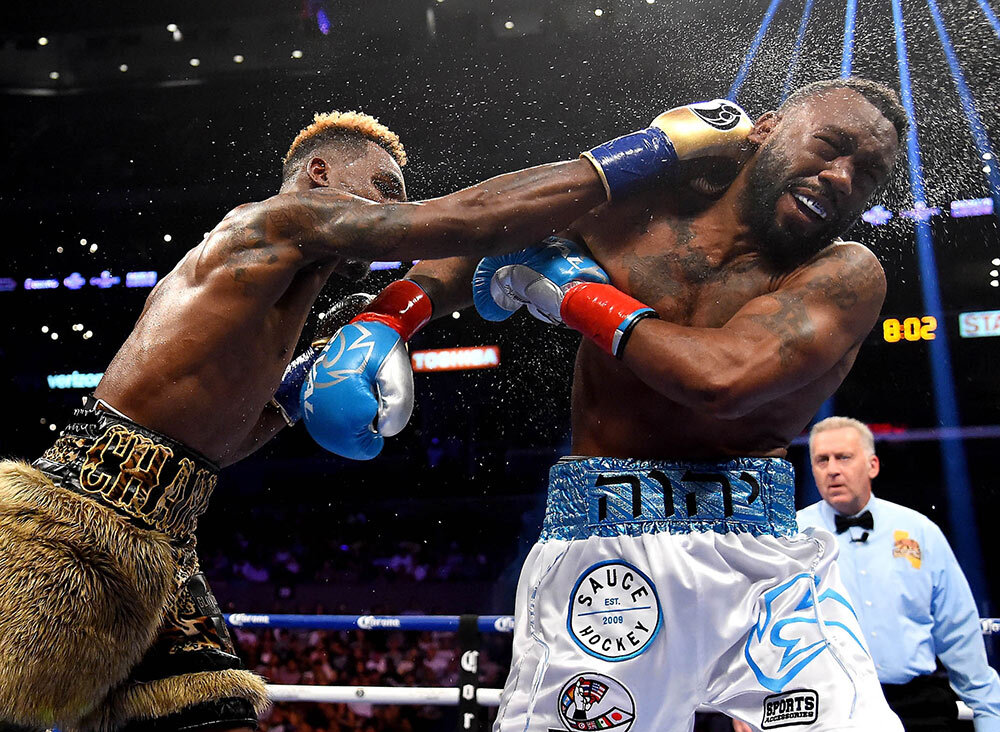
[582,99,753,200]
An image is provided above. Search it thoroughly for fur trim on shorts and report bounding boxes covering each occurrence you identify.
[0,460,175,729]
[80,669,270,730]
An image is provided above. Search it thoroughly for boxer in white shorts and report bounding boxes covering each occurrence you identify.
[495,456,898,731]
[308,78,909,730]
[462,78,909,731]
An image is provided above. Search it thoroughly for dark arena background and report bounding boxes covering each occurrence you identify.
[2,0,999,729]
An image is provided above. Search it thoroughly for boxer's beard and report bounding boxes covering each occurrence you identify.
[744,141,852,268]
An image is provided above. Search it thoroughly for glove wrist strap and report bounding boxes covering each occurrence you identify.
[561,282,658,359]
[581,128,678,201]
[272,346,321,424]
[351,279,432,341]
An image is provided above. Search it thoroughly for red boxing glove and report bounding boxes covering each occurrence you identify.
[560,282,658,358]
[352,279,433,341]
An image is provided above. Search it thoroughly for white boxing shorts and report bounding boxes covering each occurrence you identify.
[494,457,901,732]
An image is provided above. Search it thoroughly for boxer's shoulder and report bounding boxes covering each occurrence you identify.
[825,238,880,261]
[186,195,341,278]
[787,239,886,299]
[817,239,881,269]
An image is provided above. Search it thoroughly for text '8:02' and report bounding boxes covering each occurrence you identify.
[882,316,937,343]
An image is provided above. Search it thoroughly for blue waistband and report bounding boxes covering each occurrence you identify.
[540,456,798,541]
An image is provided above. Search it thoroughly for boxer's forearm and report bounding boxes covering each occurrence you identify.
[405,257,478,319]
[620,320,823,420]
[372,159,605,260]
[573,243,884,419]
[282,160,605,263]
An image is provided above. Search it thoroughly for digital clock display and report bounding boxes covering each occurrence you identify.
[882,316,937,343]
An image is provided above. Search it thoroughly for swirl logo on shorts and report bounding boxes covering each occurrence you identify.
[567,560,661,662]
[690,100,744,131]
[744,573,867,693]
[550,673,636,732]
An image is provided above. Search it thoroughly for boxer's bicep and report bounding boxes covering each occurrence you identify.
[264,191,471,263]
[251,191,410,264]
[266,160,605,263]
[715,245,886,411]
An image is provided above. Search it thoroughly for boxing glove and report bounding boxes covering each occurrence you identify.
[474,239,657,359]
[582,99,753,200]
[271,292,375,425]
[302,279,431,460]
[472,236,610,323]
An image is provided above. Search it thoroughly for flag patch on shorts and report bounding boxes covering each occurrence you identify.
[550,672,636,732]
[761,689,819,728]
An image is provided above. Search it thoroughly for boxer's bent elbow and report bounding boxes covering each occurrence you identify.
[702,391,756,420]
[673,366,757,420]
[688,383,746,420]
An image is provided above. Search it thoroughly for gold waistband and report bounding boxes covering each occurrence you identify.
[35,408,218,540]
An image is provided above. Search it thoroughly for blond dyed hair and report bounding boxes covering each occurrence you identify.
[809,416,876,456]
[283,110,407,180]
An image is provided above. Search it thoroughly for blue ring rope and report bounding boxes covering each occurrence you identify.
[226,613,515,633]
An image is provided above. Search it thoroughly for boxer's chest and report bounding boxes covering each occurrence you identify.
[584,212,780,328]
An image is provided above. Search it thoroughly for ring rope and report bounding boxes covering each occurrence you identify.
[260,684,971,720]
[226,613,999,634]
[226,613,515,633]
[233,613,992,724]
[267,685,502,705]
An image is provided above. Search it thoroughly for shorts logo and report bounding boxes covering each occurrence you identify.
[690,100,745,131]
[43,423,217,538]
[548,673,636,732]
[744,574,867,693]
[568,560,661,662]
[761,689,819,728]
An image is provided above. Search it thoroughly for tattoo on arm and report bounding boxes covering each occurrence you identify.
[803,274,859,310]
[331,202,416,259]
[747,290,815,366]
[744,249,881,366]
[220,212,287,294]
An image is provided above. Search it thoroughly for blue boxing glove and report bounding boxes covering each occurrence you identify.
[473,236,610,324]
[302,279,432,460]
[271,293,375,425]
[301,321,412,460]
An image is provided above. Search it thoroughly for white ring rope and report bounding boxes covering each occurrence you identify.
[267,685,502,706]
[237,613,991,720]
[263,684,971,720]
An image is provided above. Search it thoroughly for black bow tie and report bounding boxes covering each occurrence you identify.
[835,510,873,534]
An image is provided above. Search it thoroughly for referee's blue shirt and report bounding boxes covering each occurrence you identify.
[798,495,1000,731]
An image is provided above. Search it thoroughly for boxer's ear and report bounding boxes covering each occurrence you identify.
[307,157,331,187]
[748,111,780,146]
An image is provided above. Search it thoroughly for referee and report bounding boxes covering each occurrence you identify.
[798,416,1000,731]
